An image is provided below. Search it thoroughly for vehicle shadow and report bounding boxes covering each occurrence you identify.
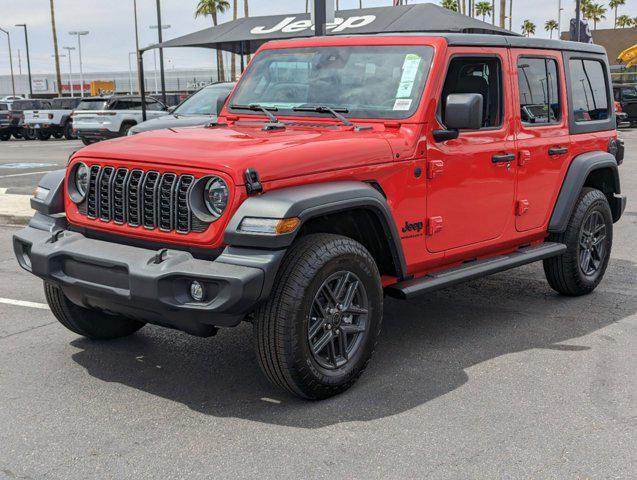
[70,260,637,428]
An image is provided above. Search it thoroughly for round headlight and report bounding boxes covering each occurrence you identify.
[203,176,229,219]
[75,162,89,199]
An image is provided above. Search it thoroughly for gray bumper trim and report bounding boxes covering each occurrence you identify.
[13,226,285,328]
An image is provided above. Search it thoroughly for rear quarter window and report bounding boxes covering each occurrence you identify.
[564,53,614,134]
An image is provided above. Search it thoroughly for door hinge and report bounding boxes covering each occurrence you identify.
[426,216,444,236]
[244,168,263,195]
[518,150,531,167]
[516,200,530,216]
[427,160,444,179]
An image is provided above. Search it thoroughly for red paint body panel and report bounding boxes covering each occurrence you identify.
[64,35,617,285]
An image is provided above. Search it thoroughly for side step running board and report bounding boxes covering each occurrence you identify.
[386,242,567,300]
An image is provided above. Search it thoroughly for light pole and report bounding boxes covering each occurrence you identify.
[128,52,136,95]
[69,30,88,97]
[557,0,564,39]
[62,46,75,97]
[15,24,32,96]
[149,21,170,104]
[0,28,16,97]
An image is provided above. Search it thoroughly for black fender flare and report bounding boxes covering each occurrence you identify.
[224,181,408,279]
[30,169,65,215]
[549,151,623,233]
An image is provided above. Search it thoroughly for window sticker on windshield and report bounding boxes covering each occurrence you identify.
[393,98,413,111]
[396,54,421,98]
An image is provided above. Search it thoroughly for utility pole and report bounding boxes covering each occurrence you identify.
[575,0,581,41]
[312,0,335,36]
[155,0,167,104]
[69,31,88,97]
[15,24,32,96]
[0,28,16,97]
[128,52,136,95]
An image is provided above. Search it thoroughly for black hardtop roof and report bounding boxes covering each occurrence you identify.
[266,32,607,55]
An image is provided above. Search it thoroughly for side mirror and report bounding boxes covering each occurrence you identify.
[444,93,483,130]
[434,93,483,142]
[217,93,230,114]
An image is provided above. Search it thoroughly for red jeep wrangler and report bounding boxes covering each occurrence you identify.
[15,34,625,399]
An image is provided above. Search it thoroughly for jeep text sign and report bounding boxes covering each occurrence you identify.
[250,15,376,35]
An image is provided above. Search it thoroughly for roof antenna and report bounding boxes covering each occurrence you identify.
[311,0,335,37]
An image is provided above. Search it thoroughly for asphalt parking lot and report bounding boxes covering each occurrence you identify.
[0,132,635,479]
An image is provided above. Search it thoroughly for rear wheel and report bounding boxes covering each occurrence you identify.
[53,131,63,139]
[63,122,76,140]
[44,282,146,340]
[36,130,51,141]
[22,128,36,140]
[119,122,135,136]
[0,132,10,141]
[544,188,613,296]
[254,234,383,400]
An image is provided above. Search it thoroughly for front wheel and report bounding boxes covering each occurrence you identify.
[254,234,383,400]
[44,282,146,340]
[544,188,613,296]
[0,132,10,141]
[36,130,51,141]
[22,128,36,140]
[80,137,95,146]
[63,122,76,140]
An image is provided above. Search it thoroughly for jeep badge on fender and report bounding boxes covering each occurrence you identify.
[14,28,625,400]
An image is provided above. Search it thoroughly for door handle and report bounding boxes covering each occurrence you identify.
[492,153,516,164]
[548,146,569,156]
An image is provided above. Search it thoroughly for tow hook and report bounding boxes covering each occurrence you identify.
[153,248,169,264]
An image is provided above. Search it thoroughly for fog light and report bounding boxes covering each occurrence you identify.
[190,281,205,302]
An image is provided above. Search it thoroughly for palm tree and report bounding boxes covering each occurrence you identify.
[499,0,506,28]
[609,0,625,28]
[545,19,559,39]
[195,0,230,82]
[508,0,513,30]
[441,0,458,11]
[588,3,606,30]
[476,1,493,22]
[616,14,632,27]
[521,19,536,36]
[49,0,62,96]
[580,0,592,19]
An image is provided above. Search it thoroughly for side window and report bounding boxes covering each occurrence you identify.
[568,59,609,122]
[517,57,561,125]
[146,100,164,111]
[441,56,503,129]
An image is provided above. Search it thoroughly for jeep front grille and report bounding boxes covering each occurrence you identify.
[80,166,205,234]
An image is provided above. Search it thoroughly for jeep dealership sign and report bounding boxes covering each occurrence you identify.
[152,4,515,55]
[250,15,376,35]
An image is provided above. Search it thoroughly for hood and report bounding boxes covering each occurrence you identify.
[129,114,216,134]
[76,123,395,185]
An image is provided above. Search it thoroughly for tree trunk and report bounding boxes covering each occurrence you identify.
[492,0,495,24]
[499,0,506,27]
[508,0,513,30]
[212,12,225,82]
[49,0,63,95]
[231,0,237,81]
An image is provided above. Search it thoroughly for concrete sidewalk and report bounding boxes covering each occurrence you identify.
[0,191,32,226]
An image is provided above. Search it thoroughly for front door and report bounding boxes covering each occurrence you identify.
[426,49,517,253]
[512,50,571,232]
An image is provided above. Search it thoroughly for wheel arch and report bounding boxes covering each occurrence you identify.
[224,181,408,280]
[549,151,624,233]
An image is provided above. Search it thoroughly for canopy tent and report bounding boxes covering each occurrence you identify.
[143,3,518,56]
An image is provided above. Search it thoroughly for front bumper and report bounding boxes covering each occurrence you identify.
[14,218,285,332]
[76,128,122,141]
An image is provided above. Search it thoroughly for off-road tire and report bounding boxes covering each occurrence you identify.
[254,234,383,400]
[119,122,135,136]
[80,137,94,146]
[544,188,613,296]
[0,132,10,141]
[44,282,146,340]
[53,131,63,139]
[37,131,51,141]
[22,128,36,140]
[63,122,75,140]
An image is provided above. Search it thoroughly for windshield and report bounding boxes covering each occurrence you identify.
[175,85,232,115]
[229,45,434,120]
[75,99,109,111]
[623,87,637,100]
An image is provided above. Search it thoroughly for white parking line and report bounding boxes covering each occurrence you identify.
[260,397,282,404]
[0,170,53,179]
[0,297,49,310]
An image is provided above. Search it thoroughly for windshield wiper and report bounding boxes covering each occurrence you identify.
[293,105,353,127]
[229,103,285,130]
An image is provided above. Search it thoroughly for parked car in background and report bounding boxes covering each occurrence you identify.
[613,84,637,126]
[3,99,52,140]
[0,95,24,103]
[614,101,628,128]
[129,83,235,135]
[0,102,13,141]
[72,95,168,145]
[23,97,83,140]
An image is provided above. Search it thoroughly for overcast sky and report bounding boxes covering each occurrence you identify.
[0,0,635,74]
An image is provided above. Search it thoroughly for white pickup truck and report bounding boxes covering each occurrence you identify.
[23,97,83,140]
[72,95,168,145]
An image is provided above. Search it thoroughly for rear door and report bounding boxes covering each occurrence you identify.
[511,49,571,232]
